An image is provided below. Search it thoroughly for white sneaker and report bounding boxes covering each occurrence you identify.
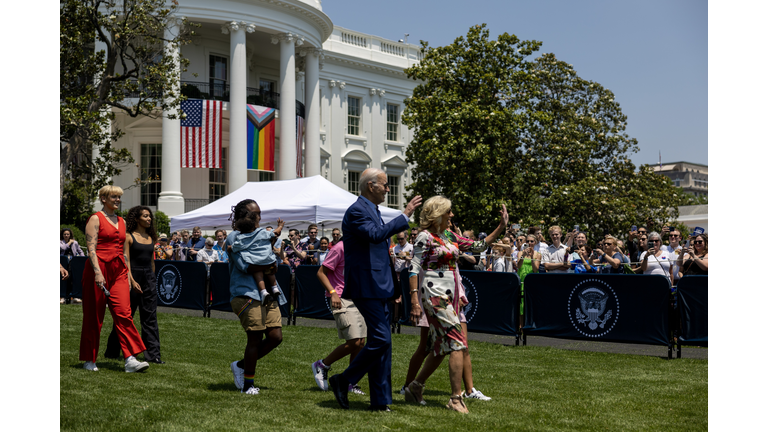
[311,360,330,391]
[465,387,491,401]
[348,384,365,395]
[83,361,99,372]
[242,386,260,395]
[125,356,149,373]
[231,361,245,390]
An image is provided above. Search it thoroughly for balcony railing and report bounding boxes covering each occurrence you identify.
[125,80,305,118]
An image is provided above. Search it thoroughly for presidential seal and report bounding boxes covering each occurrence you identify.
[567,279,619,337]
[157,264,182,305]
[460,277,478,323]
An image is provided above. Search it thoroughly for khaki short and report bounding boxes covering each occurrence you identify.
[231,296,282,332]
[333,297,367,340]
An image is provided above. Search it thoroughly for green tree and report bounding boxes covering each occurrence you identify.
[403,25,688,242]
[60,0,193,227]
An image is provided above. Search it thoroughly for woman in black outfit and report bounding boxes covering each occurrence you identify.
[105,206,164,364]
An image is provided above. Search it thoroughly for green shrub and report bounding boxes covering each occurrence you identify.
[154,210,170,236]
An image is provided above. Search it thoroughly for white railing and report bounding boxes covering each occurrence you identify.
[380,42,404,57]
[341,31,367,48]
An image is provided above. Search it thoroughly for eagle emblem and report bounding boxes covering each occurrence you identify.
[575,287,612,330]
[157,265,182,305]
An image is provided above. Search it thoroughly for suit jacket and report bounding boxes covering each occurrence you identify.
[342,196,410,300]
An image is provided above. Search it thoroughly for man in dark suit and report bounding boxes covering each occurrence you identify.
[329,168,421,411]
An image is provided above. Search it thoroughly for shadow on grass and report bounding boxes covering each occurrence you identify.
[316,400,373,411]
[68,362,127,373]
[206,382,274,392]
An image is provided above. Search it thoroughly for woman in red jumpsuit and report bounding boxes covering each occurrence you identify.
[80,185,149,373]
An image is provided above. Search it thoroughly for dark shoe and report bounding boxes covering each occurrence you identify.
[329,374,350,410]
[368,405,392,412]
[148,358,165,364]
[104,352,121,360]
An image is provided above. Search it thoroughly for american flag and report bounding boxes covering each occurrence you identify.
[180,100,222,168]
[296,115,304,177]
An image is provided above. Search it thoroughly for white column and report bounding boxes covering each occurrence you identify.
[224,21,255,191]
[157,17,184,216]
[302,48,322,177]
[272,33,302,180]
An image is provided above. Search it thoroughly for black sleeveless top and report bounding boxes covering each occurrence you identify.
[682,256,707,276]
[129,233,154,268]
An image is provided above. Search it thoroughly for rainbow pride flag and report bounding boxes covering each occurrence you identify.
[246,105,276,171]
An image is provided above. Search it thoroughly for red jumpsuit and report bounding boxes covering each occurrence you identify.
[79,212,146,362]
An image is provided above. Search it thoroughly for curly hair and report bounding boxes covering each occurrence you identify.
[60,228,74,241]
[229,199,257,230]
[124,206,158,243]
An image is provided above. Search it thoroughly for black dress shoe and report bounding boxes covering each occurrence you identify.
[368,405,392,412]
[329,374,349,409]
[148,359,165,364]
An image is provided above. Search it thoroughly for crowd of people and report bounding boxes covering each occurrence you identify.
[62,173,707,414]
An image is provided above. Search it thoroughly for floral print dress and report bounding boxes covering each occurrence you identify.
[411,230,487,356]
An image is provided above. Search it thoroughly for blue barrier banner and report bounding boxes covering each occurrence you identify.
[396,269,520,337]
[676,275,708,346]
[294,265,333,320]
[276,265,292,318]
[459,270,520,337]
[69,256,88,299]
[524,274,670,345]
[155,260,207,311]
[209,264,292,318]
[209,263,231,312]
[60,256,70,298]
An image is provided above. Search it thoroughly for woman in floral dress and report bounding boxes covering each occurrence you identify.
[403,196,507,413]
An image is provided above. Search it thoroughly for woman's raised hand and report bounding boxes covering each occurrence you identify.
[500,204,509,226]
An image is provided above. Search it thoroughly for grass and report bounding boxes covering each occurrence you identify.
[60,306,707,431]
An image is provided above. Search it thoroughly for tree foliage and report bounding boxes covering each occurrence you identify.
[60,0,193,227]
[403,25,689,242]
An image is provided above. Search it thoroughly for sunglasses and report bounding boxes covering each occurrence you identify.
[694,240,704,245]
[638,231,647,234]
[669,234,680,238]
[648,239,658,243]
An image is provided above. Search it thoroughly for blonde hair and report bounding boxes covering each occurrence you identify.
[98,185,124,203]
[419,196,452,230]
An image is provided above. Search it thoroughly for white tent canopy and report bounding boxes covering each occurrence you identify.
[169,175,406,233]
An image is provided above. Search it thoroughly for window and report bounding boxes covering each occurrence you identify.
[140,144,162,207]
[259,79,276,93]
[348,171,360,196]
[209,148,227,201]
[209,55,228,98]
[387,104,399,141]
[347,96,361,136]
[674,179,681,187]
[259,171,274,182]
[387,175,400,209]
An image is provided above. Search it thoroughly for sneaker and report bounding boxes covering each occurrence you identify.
[348,384,365,395]
[465,387,492,401]
[60,298,66,304]
[125,356,149,373]
[73,298,82,304]
[399,386,406,395]
[312,360,330,391]
[83,361,99,372]
[231,361,245,390]
[242,386,260,395]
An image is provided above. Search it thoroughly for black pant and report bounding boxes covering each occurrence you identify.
[105,266,161,361]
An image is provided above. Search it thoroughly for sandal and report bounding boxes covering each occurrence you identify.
[446,395,469,414]
[404,380,426,406]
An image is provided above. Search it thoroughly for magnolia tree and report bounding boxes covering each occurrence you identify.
[402,25,688,242]
[60,0,192,226]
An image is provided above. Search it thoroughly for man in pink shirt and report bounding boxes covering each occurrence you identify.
[311,241,367,396]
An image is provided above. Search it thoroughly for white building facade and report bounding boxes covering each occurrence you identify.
[110,0,421,218]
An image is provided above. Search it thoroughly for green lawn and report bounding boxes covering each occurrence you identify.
[60,306,707,431]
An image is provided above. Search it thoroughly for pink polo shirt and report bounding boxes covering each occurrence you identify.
[321,240,345,297]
